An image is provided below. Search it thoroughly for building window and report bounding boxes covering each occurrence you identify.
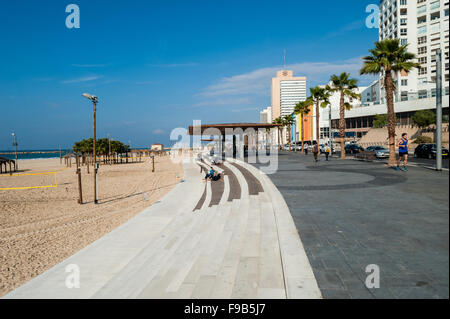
[417,26,427,35]
[401,79,408,86]
[419,56,427,64]
[418,67,427,75]
[418,36,427,44]
[430,1,440,10]
[400,28,407,36]
[418,90,428,99]
[400,0,407,4]
[401,91,408,101]
[417,6,426,15]
[418,46,427,55]
[401,39,408,45]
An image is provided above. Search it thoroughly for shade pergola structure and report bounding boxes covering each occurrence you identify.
[188,123,281,159]
[0,156,16,174]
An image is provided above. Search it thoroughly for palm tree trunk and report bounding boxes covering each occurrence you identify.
[385,71,397,166]
[316,101,320,148]
[339,91,346,159]
[301,114,305,154]
[288,125,292,152]
[278,128,282,151]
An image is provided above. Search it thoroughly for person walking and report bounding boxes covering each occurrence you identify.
[397,133,409,171]
[324,143,331,161]
[312,143,319,163]
[304,144,309,155]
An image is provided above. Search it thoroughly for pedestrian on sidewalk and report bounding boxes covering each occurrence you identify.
[304,144,309,155]
[397,133,409,171]
[324,143,331,161]
[312,143,319,163]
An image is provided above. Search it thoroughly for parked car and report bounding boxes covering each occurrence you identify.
[344,144,364,154]
[414,144,449,159]
[365,145,390,159]
[319,144,336,154]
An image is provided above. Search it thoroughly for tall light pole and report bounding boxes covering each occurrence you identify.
[435,49,443,171]
[11,133,18,171]
[82,93,99,204]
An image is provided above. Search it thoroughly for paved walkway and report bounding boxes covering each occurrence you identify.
[4,157,321,299]
[252,151,449,299]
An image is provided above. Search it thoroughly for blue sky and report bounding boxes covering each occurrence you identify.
[0,0,379,149]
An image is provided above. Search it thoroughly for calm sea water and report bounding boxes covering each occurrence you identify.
[0,149,71,160]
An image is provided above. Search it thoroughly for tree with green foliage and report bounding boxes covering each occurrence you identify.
[273,117,284,151]
[294,99,312,154]
[309,86,331,147]
[373,114,399,128]
[360,39,420,166]
[283,115,295,152]
[72,138,130,155]
[411,110,436,128]
[326,72,360,159]
[413,135,433,144]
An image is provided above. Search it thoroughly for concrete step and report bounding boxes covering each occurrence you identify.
[94,206,209,298]
[137,204,223,298]
[224,161,249,199]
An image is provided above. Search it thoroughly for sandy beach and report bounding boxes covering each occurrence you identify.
[0,156,183,296]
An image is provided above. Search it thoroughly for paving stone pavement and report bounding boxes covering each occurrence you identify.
[251,151,449,299]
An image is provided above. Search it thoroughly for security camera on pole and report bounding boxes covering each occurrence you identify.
[82,93,99,204]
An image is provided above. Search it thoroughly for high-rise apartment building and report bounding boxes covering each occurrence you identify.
[271,70,307,119]
[379,0,449,102]
[260,106,272,123]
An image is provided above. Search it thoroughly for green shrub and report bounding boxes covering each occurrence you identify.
[413,135,433,144]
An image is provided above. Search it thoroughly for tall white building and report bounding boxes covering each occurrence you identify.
[379,0,449,102]
[260,106,272,123]
[271,70,307,119]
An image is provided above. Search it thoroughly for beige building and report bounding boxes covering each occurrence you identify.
[151,143,164,151]
[271,70,307,120]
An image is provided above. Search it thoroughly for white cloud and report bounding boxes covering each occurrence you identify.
[198,57,375,98]
[62,75,102,84]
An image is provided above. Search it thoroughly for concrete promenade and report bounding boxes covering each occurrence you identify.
[4,157,321,299]
[252,151,449,299]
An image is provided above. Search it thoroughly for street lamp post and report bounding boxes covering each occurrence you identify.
[11,133,18,171]
[435,49,442,171]
[82,93,99,204]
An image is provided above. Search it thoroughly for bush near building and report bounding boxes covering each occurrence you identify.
[412,110,436,128]
[413,135,433,144]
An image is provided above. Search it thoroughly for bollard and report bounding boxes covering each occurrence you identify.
[77,168,83,204]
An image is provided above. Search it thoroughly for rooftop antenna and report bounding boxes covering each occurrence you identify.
[283,49,286,70]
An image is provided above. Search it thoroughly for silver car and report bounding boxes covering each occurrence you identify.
[367,146,389,159]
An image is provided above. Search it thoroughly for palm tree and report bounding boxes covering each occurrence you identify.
[360,39,420,166]
[283,115,295,152]
[326,73,360,159]
[273,117,284,150]
[309,86,331,147]
[294,100,312,154]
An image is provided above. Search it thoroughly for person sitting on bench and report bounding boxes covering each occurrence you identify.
[204,167,215,180]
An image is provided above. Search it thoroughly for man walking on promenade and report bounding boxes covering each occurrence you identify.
[397,133,409,171]
[312,143,319,163]
[324,143,330,161]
